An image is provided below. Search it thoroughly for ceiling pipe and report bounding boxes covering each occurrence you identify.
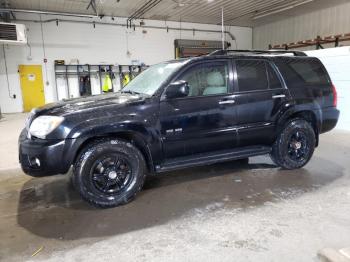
[127,0,163,28]
[128,0,158,21]
[16,17,236,40]
[86,0,98,16]
[0,8,98,19]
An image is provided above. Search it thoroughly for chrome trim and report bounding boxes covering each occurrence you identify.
[272,94,286,99]
[219,100,235,105]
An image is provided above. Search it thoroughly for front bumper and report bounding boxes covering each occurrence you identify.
[19,129,74,177]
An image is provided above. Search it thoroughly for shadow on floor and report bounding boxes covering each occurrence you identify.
[15,156,344,241]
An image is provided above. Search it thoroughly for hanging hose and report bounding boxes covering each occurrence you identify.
[2,44,15,99]
[39,14,51,99]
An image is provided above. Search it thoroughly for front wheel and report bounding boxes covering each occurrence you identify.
[73,139,146,208]
[270,119,315,170]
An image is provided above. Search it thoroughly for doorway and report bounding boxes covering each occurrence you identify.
[18,65,45,112]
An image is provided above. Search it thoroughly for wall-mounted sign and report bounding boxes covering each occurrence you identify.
[28,74,36,81]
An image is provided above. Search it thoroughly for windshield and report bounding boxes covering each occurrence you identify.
[122,61,187,96]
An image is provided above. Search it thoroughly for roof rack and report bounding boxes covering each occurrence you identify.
[208,49,307,57]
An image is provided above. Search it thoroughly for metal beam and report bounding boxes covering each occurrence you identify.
[86,0,98,16]
[17,17,236,40]
[10,11,16,20]
[127,0,163,28]
[0,8,98,19]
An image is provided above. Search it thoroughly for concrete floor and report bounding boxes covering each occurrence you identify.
[0,113,349,262]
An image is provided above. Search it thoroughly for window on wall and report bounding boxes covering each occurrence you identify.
[179,62,229,97]
[236,60,268,92]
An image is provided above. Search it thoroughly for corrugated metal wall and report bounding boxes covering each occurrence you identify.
[253,1,350,50]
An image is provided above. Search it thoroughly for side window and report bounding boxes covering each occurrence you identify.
[287,59,329,85]
[236,60,268,92]
[267,63,283,89]
[274,60,304,88]
[178,62,229,97]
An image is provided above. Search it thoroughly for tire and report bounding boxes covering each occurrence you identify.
[270,119,315,170]
[73,139,146,208]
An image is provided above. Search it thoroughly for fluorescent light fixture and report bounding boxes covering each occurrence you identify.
[253,0,313,20]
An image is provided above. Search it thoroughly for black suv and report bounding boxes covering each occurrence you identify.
[19,50,339,207]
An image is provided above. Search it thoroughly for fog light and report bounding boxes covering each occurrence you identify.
[30,157,41,167]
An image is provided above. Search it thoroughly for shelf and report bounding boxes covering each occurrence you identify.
[55,63,147,100]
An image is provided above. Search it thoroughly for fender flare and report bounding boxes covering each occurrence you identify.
[65,120,160,173]
[275,104,321,146]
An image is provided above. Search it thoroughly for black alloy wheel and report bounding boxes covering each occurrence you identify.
[90,154,132,195]
[287,130,310,162]
[73,139,146,208]
[270,118,315,170]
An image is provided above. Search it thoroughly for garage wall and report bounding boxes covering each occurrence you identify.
[253,1,350,50]
[0,14,252,113]
[305,47,350,131]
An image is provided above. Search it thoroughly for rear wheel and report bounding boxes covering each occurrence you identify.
[73,139,146,208]
[270,119,315,170]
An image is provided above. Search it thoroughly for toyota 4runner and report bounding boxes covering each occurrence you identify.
[19,50,340,207]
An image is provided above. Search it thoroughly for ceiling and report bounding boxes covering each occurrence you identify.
[1,0,348,26]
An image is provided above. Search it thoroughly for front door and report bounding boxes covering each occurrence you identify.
[159,60,237,159]
[233,59,291,146]
[18,65,45,112]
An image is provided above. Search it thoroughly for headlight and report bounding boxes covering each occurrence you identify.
[25,108,37,130]
[29,116,64,139]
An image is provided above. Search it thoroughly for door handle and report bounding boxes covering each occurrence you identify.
[219,100,235,105]
[272,94,286,99]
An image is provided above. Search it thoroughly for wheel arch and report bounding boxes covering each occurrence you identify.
[277,109,320,147]
[73,131,155,173]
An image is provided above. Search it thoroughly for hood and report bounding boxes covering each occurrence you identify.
[35,92,146,117]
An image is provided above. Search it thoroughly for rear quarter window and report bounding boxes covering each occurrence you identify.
[275,58,330,87]
[288,60,329,84]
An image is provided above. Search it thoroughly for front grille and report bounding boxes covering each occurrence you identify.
[0,24,17,41]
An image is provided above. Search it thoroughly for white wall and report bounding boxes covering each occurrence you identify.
[253,1,350,50]
[305,47,350,131]
[0,14,252,113]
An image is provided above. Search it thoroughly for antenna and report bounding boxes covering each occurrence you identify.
[221,7,225,50]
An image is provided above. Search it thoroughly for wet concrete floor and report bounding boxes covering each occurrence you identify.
[0,131,349,261]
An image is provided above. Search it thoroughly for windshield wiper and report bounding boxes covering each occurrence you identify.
[121,90,141,95]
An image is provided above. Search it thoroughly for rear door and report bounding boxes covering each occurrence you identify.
[233,58,291,146]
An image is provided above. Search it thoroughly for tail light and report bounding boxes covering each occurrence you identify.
[332,84,337,107]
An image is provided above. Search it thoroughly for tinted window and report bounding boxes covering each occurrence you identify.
[179,63,229,96]
[274,60,303,88]
[288,60,328,85]
[236,60,268,92]
[267,63,283,89]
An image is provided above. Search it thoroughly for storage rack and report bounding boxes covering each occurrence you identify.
[54,64,147,100]
[268,33,350,50]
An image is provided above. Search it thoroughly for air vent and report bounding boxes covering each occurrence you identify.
[0,23,17,41]
[0,23,27,45]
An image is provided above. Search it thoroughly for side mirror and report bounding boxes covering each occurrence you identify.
[165,80,189,99]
